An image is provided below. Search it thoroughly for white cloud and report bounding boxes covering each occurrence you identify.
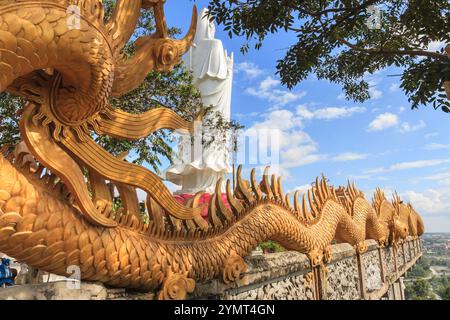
[296,105,315,119]
[246,76,307,107]
[366,158,450,174]
[235,111,261,119]
[296,105,366,120]
[398,106,406,113]
[240,100,371,177]
[399,120,426,133]
[424,143,450,151]
[389,83,400,93]
[289,184,311,196]
[241,108,365,177]
[425,132,439,139]
[250,109,303,132]
[241,109,324,175]
[421,172,450,186]
[259,76,279,91]
[367,76,383,100]
[369,87,383,100]
[349,174,373,180]
[282,148,326,168]
[314,107,365,120]
[390,159,449,171]
[368,112,425,133]
[332,152,368,162]
[367,112,399,131]
[418,215,450,233]
[401,187,450,215]
[349,174,389,181]
[423,172,450,180]
[234,61,264,78]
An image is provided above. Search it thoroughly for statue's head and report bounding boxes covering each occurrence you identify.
[195,8,216,42]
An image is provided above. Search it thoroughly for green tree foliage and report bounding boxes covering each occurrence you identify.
[0,1,242,173]
[258,241,286,253]
[431,276,450,299]
[408,256,432,278]
[405,279,434,300]
[440,286,450,299]
[207,0,450,112]
[408,265,429,278]
[0,94,22,150]
[429,258,450,267]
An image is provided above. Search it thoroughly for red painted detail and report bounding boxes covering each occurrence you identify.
[174,193,231,218]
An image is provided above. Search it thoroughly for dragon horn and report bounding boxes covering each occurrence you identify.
[174,5,198,55]
[106,1,142,53]
[294,191,301,216]
[153,1,169,38]
[149,1,197,53]
[250,168,263,200]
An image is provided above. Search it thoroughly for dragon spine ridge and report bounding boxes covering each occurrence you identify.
[0,146,423,299]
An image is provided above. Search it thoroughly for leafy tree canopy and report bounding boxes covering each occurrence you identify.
[405,278,434,300]
[207,0,450,112]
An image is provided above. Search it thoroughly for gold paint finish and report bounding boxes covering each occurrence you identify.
[0,0,424,299]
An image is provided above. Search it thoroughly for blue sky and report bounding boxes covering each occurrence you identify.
[161,1,450,232]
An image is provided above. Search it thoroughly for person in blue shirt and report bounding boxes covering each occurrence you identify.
[0,258,17,287]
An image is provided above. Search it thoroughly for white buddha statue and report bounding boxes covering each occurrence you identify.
[163,8,234,194]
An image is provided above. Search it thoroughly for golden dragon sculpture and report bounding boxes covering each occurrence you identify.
[0,0,424,299]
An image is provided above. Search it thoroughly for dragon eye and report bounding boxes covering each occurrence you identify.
[157,42,178,68]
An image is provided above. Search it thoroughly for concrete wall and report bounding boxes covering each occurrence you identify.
[193,237,422,300]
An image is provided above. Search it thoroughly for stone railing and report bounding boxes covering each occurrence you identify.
[0,238,422,300]
[193,237,423,300]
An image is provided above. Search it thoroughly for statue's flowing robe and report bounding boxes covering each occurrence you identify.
[164,8,233,194]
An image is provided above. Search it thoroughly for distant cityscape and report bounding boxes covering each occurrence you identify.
[423,233,450,256]
[405,233,450,300]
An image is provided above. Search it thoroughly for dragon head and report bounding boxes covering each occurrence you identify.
[392,217,409,241]
[391,193,416,241]
[111,1,197,96]
[372,187,407,243]
[139,0,197,73]
[1,0,197,135]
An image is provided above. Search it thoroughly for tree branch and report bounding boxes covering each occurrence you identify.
[338,38,448,61]
[284,1,348,18]
[333,0,382,28]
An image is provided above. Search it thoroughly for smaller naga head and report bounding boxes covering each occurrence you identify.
[392,217,409,240]
[391,193,411,241]
[407,202,425,236]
